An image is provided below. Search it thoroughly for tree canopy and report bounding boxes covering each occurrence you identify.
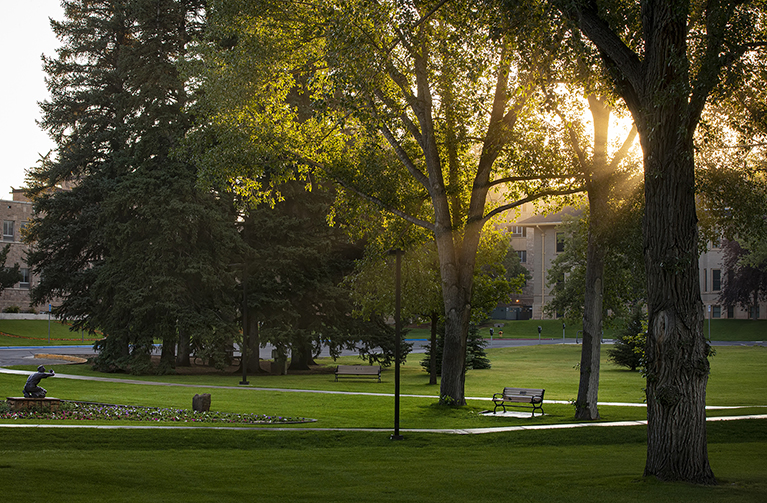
[198,0,582,404]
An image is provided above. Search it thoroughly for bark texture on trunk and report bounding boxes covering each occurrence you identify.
[558,0,718,483]
[429,311,438,385]
[176,326,191,367]
[642,136,714,484]
[575,96,611,420]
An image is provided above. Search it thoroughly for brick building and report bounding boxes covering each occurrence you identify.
[0,188,38,312]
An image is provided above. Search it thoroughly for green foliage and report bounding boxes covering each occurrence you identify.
[0,244,21,294]
[27,0,238,374]
[545,199,645,326]
[197,0,583,403]
[718,239,767,315]
[607,307,647,372]
[420,323,491,375]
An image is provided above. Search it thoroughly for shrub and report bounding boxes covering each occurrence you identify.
[608,308,646,371]
[2,306,21,313]
[420,323,490,375]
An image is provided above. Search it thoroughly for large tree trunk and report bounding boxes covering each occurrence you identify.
[555,0,719,483]
[289,334,315,371]
[576,231,605,419]
[436,218,481,406]
[642,133,714,484]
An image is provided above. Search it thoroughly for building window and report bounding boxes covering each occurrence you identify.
[508,226,526,237]
[556,232,566,253]
[703,268,707,292]
[516,250,527,263]
[727,305,734,319]
[712,305,721,318]
[3,220,13,241]
[750,305,760,320]
[712,269,721,291]
[19,268,30,288]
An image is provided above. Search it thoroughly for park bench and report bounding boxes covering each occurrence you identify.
[491,387,545,416]
[334,365,381,382]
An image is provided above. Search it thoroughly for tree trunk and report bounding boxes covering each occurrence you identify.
[642,133,715,484]
[289,335,314,371]
[244,305,264,373]
[160,335,176,371]
[176,325,191,367]
[436,224,480,406]
[576,232,604,419]
[429,311,438,385]
[575,96,611,420]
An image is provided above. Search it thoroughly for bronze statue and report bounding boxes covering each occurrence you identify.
[23,365,55,398]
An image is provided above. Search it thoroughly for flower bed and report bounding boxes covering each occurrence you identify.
[0,400,311,424]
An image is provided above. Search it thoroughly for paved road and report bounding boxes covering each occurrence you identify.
[0,337,763,367]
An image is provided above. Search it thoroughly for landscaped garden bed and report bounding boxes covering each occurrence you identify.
[0,400,313,425]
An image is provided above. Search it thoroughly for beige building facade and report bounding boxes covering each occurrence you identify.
[0,189,39,312]
[506,206,765,320]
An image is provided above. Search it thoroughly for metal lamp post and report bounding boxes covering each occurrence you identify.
[391,248,404,441]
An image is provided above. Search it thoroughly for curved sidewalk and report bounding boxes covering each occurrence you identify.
[2,366,766,434]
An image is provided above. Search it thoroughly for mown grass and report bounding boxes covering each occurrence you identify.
[2,345,765,429]
[1,342,766,501]
[0,319,100,345]
[0,422,765,502]
[2,318,765,346]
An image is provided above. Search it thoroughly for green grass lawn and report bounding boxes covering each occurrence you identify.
[0,319,100,345]
[1,332,766,501]
[407,318,767,341]
[0,421,765,502]
[2,318,765,346]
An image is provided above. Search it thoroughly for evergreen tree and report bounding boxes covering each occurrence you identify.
[607,306,647,372]
[27,0,238,373]
[420,323,490,376]
[241,177,374,371]
[0,245,22,294]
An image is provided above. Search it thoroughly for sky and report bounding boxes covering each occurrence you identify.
[0,1,64,199]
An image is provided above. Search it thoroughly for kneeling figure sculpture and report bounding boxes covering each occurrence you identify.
[23,365,55,398]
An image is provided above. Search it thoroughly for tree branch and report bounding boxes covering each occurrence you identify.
[481,186,585,225]
[488,174,583,188]
[292,154,435,231]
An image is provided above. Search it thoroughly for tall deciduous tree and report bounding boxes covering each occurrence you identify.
[553,0,767,484]
[542,86,641,420]
[200,0,581,404]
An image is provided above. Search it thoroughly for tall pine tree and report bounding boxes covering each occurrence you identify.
[28,0,238,373]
